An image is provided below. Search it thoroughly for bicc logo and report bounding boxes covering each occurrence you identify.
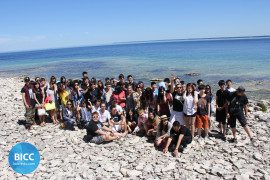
[8,142,40,174]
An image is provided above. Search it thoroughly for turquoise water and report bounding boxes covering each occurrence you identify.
[0,37,270,84]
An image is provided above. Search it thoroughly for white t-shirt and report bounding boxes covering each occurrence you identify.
[227,87,236,93]
[183,93,198,115]
[91,106,101,113]
[99,110,111,123]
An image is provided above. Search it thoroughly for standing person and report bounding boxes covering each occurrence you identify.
[33,82,46,126]
[46,83,58,124]
[63,100,76,130]
[226,79,236,93]
[141,87,156,112]
[111,83,126,109]
[216,80,229,138]
[72,80,84,119]
[151,81,158,97]
[133,84,142,112]
[80,101,91,128]
[196,85,211,138]
[169,76,185,125]
[157,86,172,117]
[21,77,35,129]
[82,71,89,79]
[125,85,135,113]
[102,82,113,108]
[183,83,198,139]
[118,74,127,91]
[127,74,136,90]
[97,80,104,98]
[227,86,254,143]
[163,121,192,157]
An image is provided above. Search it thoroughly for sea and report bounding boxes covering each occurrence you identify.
[0,37,270,88]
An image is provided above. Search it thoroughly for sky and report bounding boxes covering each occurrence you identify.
[0,0,269,52]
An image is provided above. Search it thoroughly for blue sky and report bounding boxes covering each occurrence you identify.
[0,0,269,52]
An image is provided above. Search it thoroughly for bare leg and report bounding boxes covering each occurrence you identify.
[243,126,253,139]
[232,127,237,139]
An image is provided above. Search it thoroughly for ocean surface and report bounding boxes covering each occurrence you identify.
[0,37,270,86]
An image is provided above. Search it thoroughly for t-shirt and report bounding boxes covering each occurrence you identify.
[183,94,197,115]
[172,92,184,112]
[99,110,111,123]
[111,114,121,122]
[170,126,191,139]
[228,92,248,115]
[21,85,31,106]
[86,120,104,137]
[197,94,210,115]
[216,89,229,107]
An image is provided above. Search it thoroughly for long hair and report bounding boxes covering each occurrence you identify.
[186,83,195,97]
[157,86,166,103]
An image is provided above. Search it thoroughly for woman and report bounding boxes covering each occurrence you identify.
[133,84,142,112]
[141,87,156,112]
[62,100,76,130]
[33,82,46,126]
[183,83,198,139]
[157,86,172,117]
[155,115,172,149]
[111,83,126,108]
[144,109,160,138]
[126,85,135,112]
[126,109,137,133]
[72,80,84,120]
[46,83,58,124]
[97,80,104,99]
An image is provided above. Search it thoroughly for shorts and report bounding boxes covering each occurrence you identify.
[184,113,197,117]
[89,136,104,144]
[228,112,247,128]
[170,110,184,125]
[216,109,226,124]
[196,115,209,129]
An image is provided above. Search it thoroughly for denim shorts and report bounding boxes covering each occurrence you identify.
[90,136,104,144]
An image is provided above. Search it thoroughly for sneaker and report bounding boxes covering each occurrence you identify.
[221,135,227,141]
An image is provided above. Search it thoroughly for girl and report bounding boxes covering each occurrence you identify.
[33,82,46,126]
[157,86,172,117]
[183,83,198,139]
[126,109,137,133]
[144,109,160,138]
[155,115,172,149]
[46,83,58,124]
[126,85,135,113]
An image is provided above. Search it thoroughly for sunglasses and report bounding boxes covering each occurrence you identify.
[67,103,72,105]
[93,115,99,118]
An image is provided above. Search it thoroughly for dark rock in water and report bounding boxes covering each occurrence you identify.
[185,73,200,76]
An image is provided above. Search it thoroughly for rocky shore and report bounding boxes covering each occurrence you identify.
[0,77,269,179]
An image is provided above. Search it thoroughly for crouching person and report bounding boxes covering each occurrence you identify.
[63,100,76,130]
[85,112,120,144]
[163,121,192,157]
[155,115,172,149]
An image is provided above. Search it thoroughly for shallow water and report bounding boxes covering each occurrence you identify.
[0,37,270,86]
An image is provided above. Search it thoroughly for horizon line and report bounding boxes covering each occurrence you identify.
[1,35,270,54]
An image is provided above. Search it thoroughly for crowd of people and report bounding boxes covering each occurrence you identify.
[21,72,254,156]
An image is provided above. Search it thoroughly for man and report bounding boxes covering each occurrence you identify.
[127,74,136,90]
[85,112,121,144]
[102,82,113,108]
[21,77,35,130]
[151,82,158,97]
[163,121,192,157]
[110,105,128,134]
[226,79,236,93]
[99,102,111,126]
[227,86,254,143]
[216,80,229,139]
[82,71,89,79]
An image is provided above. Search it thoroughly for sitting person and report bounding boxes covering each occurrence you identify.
[99,102,111,126]
[80,101,91,128]
[62,100,76,130]
[155,115,172,149]
[110,105,128,135]
[132,108,148,135]
[144,109,160,139]
[85,112,121,144]
[163,121,192,157]
[126,109,137,133]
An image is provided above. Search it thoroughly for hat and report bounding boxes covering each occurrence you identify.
[24,77,30,82]
[237,86,245,92]
[160,115,168,120]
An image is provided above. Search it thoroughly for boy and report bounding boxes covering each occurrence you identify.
[227,86,253,143]
[163,121,192,157]
[216,80,229,139]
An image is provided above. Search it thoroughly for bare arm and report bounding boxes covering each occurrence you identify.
[170,76,174,94]
[22,93,29,108]
[175,134,184,150]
